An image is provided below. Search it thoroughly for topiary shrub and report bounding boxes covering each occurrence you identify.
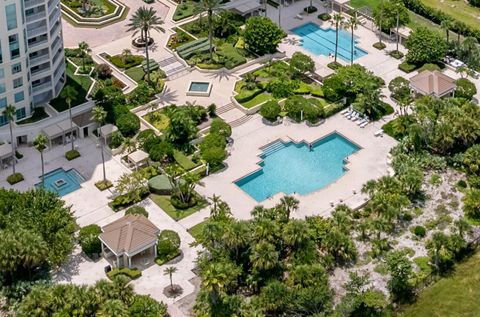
[413,225,426,238]
[65,150,81,161]
[318,13,331,21]
[284,95,308,122]
[208,104,217,117]
[107,267,142,280]
[6,172,24,185]
[137,129,156,148]
[79,224,101,258]
[125,205,149,218]
[209,119,232,138]
[260,100,281,122]
[456,78,477,100]
[304,6,317,13]
[116,112,140,137]
[398,62,417,73]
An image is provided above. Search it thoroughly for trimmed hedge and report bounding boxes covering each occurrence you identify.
[107,268,142,280]
[116,112,140,137]
[7,172,24,185]
[79,224,101,258]
[65,150,81,161]
[234,87,264,103]
[324,103,345,118]
[108,55,144,69]
[390,50,404,59]
[398,62,417,73]
[260,100,281,122]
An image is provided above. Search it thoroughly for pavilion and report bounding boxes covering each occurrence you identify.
[42,119,78,148]
[0,142,14,169]
[126,149,149,170]
[99,214,160,269]
[409,70,457,98]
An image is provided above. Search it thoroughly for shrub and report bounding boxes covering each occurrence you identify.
[65,150,80,161]
[417,63,441,72]
[202,146,226,167]
[304,6,318,13]
[79,224,101,257]
[200,133,226,154]
[388,76,411,101]
[116,112,140,137]
[243,17,285,55]
[318,13,331,21]
[303,101,324,123]
[456,78,477,100]
[327,61,342,70]
[156,230,181,264]
[125,205,149,217]
[284,95,308,122]
[96,63,112,79]
[107,268,142,280]
[324,103,345,118]
[290,52,315,75]
[6,173,24,185]
[266,79,298,98]
[95,180,113,191]
[260,100,281,122]
[110,131,124,149]
[137,129,156,147]
[209,119,232,138]
[398,62,417,73]
[108,54,144,69]
[390,50,404,59]
[148,141,174,162]
[171,194,197,209]
[470,0,480,7]
[207,103,217,117]
[373,42,386,50]
[413,225,426,237]
[405,27,447,65]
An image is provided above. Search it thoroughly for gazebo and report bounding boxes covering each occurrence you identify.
[99,124,118,144]
[0,143,14,169]
[99,214,160,268]
[409,70,457,98]
[42,119,78,148]
[126,149,149,170]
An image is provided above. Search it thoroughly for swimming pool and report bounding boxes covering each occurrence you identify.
[36,168,85,196]
[291,22,368,61]
[235,133,360,202]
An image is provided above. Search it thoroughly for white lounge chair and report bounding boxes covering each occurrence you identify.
[356,118,367,125]
[360,120,370,128]
[340,108,350,115]
[346,111,356,119]
[352,114,361,122]
[374,129,383,137]
[296,14,304,20]
[343,109,353,117]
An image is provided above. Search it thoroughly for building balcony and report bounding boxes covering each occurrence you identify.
[29,53,50,67]
[25,0,47,9]
[32,81,52,94]
[27,25,48,38]
[26,11,47,24]
[48,7,61,24]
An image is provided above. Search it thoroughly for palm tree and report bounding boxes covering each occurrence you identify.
[3,105,16,176]
[195,0,222,60]
[250,241,279,271]
[208,194,222,216]
[33,134,48,187]
[60,86,78,152]
[127,7,164,83]
[346,12,360,65]
[121,49,132,64]
[202,262,228,305]
[441,20,453,43]
[279,195,299,221]
[122,137,136,154]
[78,41,91,72]
[163,266,178,288]
[393,1,403,53]
[91,106,107,181]
[377,0,384,45]
[331,13,345,64]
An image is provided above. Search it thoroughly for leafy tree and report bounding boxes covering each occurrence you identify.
[78,41,91,71]
[78,224,102,257]
[406,27,448,65]
[202,146,226,167]
[463,188,480,220]
[267,79,298,98]
[165,107,197,147]
[256,280,291,315]
[209,119,232,138]
[385,250,414,301]
[33,134,48,187]
[373,0,409,31]
[289,52,315,75]
[388,76,412,114]
[260,101,281,122]
[125,205,149,217]
[115,170,149,204]
[352,83,387,119]
[243,17,285,55]
[116,112,140,137]
[455,78,477,100]
[128,295,167,317]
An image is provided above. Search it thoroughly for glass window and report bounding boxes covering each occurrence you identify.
[15,108,25,120]
[0,97,6,108]
[11,63,21,74]
[14,91,24,103]
[0,83,5,94]
[0,41,3,64]
[0,68,4,79]
[13,77,22,88]
[0,114,7,126]
[9,34,20,60]
[5,4,17,31]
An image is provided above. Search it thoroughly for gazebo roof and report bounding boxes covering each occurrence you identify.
[0,143,13,159]
[127,149,149,165]
[100,214,160,256]
[409,70,456,97]
[223,0,261,14]
[73,111,94,127]
[100,124,118,138]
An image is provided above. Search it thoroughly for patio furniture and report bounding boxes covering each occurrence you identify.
[360,120,370,128]
[374,130,383,137]
[296,14,304,20]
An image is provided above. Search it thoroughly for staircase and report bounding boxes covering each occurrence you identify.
[216,103,236,115]
[229,115,253,128]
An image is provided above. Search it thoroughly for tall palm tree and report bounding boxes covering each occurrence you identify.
[377,0,384,45]
[60,86,78,152]
[91,106,107,181]
[163,266,178,288]
[346,12,360,65]
[441,20,452,43]
[33,134,48,187]
[3,105,16,176]
[331,13,345,64]
[195,0,222,60]
[208,194,222,216]
[279,195,299,221]
[394,2,403,53]
[127,7,164,83]
[78,41,91,72]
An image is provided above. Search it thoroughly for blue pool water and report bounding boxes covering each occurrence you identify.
[35,168,85,196]
[189,82,210,92]
[291,22,368,61]
[235,133,360,202]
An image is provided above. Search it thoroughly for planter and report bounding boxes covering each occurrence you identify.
[262,117,281,126]
[132,37,154,48]
[306,119,325,127]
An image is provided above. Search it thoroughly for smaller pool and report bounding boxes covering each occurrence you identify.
[187,81,212,97]
[36,168,85,196]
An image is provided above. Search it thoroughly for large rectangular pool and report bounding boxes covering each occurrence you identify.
[235,133,360,202]
[291,22,368,61]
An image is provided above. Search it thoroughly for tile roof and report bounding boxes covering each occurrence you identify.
[409,70,456,97]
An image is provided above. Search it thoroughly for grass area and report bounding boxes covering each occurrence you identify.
[173,0,197,21]
[239,93,273,109]
[349,0,380,10]
[400,251,480,317]
[143,111,169,131]
[60,5,129,28]
[49,62,92,112]
[150,194,208,221]
[420,0,480,30]
[124,67,145,83]
[188,220,207,241]
[407,11,444,35]
[173,150,200,171]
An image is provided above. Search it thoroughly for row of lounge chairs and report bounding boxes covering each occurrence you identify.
[340,108,370,128]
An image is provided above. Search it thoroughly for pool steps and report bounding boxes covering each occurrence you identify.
[261,141,287,156]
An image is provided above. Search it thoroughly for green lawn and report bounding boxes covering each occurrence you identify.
[173,0,196,21]
[407,11,444,35]
[173,150,200,171]
[349,0,380,9]
[143,111,170,131]
[124,66,145,83]
[240,93,273,109]
[420,0,480,30]
[49,62,92,112]
[150,194,208,221]
[399,251,480,317]
[188,220,207,241]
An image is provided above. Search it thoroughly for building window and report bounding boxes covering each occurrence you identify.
[5,4,17,31]
[0,97,6,109]
[0,68,4,79]
[0,83,5,94]
[11,63,21,74]
[9,34,20,60]
[16,108,26,120]
[0,41,3,64]
[14,91,24,103]
[13,77,22,88]
[0,114,7,127]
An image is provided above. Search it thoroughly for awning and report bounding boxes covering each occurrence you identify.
[223,0,261,15]
[127,149,149,166]
[0,143,13,159]
[100,124,118,138]
[42,119,78,139]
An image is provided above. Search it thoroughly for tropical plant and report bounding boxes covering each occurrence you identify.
[331,13,346,64]
[405,27,448,65]
[126,7,165,83]
[385,250,414,301]
[243,17,285,55]
[60,86,79,152]
[91,106,107,181]
[78,41,91,71]
[440,19,453,43]
[345,12,360,65]
[3,105,17,177]
[163,266,178,288]
[33,134,48,187]
[195,0,222,59]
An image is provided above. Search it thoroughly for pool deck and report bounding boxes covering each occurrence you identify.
[195,112,397,220]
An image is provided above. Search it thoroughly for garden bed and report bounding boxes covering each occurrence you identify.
[173,0,197,21]
[150,194,208,221]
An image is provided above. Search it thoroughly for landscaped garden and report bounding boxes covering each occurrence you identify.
[172,0,198,21]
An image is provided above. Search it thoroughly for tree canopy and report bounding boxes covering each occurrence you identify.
[243,17,285,55]
[406,27,448,65]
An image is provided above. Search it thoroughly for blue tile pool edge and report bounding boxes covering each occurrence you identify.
[35,168,86,192]
[232,131,362,202]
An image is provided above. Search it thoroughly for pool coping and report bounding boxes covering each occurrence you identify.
[186,80,213,97]
[232,130,362,203]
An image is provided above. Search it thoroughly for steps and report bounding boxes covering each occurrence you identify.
[216,103,236,115]
[158,56,178,67]
[261,141,286,156]
[229,115,253,128]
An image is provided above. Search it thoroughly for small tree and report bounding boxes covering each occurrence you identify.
[455,78,477,100]
[163,266,178,288]
[385,250,414,301]
[33,134,48,187]
[289,52,315,76]
[243,17,285,55]
[405,27,448,65]
[79,224,102,258]
[115,171,149,203]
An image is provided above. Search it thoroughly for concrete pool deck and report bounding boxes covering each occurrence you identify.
[195,112,397,220]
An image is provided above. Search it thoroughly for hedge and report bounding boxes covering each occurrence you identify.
[398,62,417,73]
[373,42,386,50]
[235,87,264,103]
[107,268,142,280]
[65,150,81,161]
[108,55,144,69]
[7,172,24,185]
[324,103,346,118]
[79,224,101,258]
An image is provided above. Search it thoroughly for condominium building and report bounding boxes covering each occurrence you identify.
[0,0,65,126]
